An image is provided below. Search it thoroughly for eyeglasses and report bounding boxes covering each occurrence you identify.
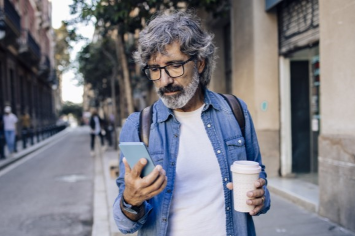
[142,56,195,81]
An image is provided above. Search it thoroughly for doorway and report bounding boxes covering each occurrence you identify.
[288,46,320,179]
[290,61,311,173]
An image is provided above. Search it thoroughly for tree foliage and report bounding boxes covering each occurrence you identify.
[70,0,229,35]
[60,101,83,122]
[54,22,79,73]
[77,39,116,100]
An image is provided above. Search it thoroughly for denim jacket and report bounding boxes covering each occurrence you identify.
[113,89,271,236]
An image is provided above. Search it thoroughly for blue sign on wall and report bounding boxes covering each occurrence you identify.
[265,0,283,11]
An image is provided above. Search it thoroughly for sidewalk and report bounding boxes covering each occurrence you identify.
[96,147,355,236]
[92,146,136,236]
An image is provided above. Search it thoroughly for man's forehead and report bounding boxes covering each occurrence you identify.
[148,42,185,62]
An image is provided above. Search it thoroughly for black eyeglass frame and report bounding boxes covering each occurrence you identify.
[142,56,196,81]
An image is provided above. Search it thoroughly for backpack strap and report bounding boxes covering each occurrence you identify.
[139,105,153,147]
[219,94,245,138]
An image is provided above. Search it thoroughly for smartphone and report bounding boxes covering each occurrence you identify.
[119,142,156,177]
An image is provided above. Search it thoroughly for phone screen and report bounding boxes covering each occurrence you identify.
[119,142,156,177]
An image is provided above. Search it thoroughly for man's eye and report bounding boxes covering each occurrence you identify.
[170,64,182,68]
[149,67,159,72]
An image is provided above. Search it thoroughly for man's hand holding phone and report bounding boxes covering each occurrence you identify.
[122,157,167,207]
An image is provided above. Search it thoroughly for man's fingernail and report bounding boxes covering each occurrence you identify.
[247,200,252,205]
[123,157,126,162]
[247,192,253,197]
[255,182,260,187]
[140,159,146,164]
[156,165,162,171]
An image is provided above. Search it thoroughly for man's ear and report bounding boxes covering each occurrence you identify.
[197,59,206,74]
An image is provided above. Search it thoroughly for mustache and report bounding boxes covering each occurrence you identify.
[158,84,184,95]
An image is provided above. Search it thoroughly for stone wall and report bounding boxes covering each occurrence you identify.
[319,0,355,231]
[231,0,280,177]
[318,135,355,231]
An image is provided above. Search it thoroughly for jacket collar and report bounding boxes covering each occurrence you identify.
[156,88,222,123]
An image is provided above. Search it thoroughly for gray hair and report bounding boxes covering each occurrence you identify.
[134,10,216,87]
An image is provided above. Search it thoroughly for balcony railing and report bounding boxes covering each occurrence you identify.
[38,54,51,80]
[19,30,41,60]
[27,31,41,58]
[4,0,21,33]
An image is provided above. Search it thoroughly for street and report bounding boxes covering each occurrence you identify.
[0,128,94,236]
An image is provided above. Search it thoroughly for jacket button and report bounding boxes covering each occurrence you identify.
[207,124,211,128]
[238,139,242,144]
[217,150,221,154]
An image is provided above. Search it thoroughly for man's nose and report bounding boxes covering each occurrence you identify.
[160,68,173,86]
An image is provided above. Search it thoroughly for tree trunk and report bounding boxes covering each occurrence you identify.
[110,68,118,150]
[118,77,126,124]
[114,26,134,117]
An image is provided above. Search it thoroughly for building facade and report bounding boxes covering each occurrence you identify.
[0,0,57,132]
[205,0,355,231]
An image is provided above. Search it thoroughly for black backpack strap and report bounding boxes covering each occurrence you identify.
[139,105,153,147]
[219,93,245,138]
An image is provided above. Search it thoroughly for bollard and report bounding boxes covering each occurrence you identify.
[30,129,34,145]
[0,133,5,158]
[36,129,40,142]
[22,129,27,149]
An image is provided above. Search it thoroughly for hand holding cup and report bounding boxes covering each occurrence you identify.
[227,161,265,215]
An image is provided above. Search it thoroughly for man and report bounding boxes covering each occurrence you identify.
[89,108,105,155]
[3,106,18,156]
[113,11,270,236]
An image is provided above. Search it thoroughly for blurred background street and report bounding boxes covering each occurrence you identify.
[0,0,355,235]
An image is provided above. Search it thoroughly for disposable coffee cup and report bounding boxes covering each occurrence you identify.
[231,161,261,212]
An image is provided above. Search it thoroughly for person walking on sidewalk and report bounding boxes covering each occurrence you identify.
[3,106,18,157]
[0,111,5,159]
[89,108,105,156]
[20,110,31,148]
[113,11,270,236]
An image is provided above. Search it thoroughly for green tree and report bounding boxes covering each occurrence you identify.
[60,101,83,123]
[54,22,79,74]
[77,40,114,99]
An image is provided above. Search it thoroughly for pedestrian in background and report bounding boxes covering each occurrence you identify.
[89,108,105,156]
[0,111,5,159]
[20,110,31,146]
[113,11,270,236]
[3,106,18,157]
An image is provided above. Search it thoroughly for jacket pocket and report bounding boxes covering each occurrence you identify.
[225,137,246,162]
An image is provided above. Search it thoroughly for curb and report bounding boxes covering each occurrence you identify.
[92,140,110,236]
[267,177,319,213]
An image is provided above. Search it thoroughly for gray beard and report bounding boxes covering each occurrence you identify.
[157,70,200,109]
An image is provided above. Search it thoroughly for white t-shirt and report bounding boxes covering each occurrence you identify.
[3,113,18,131]
[167,104,226,236]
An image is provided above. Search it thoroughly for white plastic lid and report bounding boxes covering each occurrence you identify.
[230,161,261,174]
